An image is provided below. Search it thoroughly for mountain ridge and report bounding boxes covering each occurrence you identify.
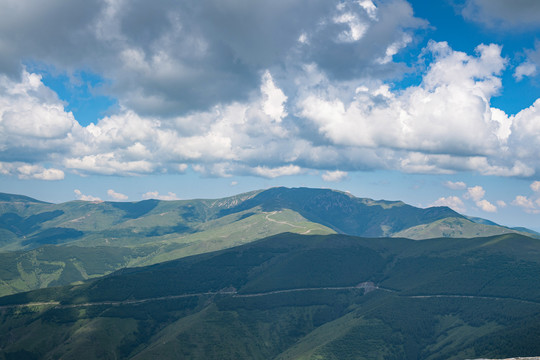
[0,187,532,297]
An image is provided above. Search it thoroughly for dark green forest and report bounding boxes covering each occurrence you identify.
[1,232,539,359]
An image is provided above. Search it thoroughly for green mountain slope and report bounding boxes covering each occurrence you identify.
[0,187,530,296]
[0,209,334,296]
[218,187,465,237]
[0,187,522,251]
[392,217,520,239]
[1,233,539,359]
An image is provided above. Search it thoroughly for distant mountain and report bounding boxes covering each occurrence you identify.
[218,187,465,237]
[393,217,521,239]
[0,187,532,296]
[0,187,522,251]
[511,227,540,238]
[0,192,47,204]
[1,232,539,359]
[465,215,501,226]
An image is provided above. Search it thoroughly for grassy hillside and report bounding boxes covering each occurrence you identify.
[0,209,334,297]
[0,187,521,251]
[1,233,539,359]
[392,217,520,239]
[217,187,466,237]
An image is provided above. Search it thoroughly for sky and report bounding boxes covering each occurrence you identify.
[1,0,540,230]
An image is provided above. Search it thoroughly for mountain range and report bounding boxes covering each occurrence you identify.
[0,187,534,296]
[1,187,539,359]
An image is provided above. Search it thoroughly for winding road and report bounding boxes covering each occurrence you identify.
[265,211,313,234]
[1,283,538,310]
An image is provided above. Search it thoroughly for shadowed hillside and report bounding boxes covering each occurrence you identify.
[0,232,539,359]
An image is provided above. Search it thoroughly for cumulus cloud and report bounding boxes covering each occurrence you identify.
[476,199,497,212]
[514,62,537,81]
[261,71,288,122]
[512,195,536,209]
[253,165,303,178]
[322,170,348,182]
[431,196,465,213]
[74,189,101,201]
[514,41,540,81]
[0,71,79,164]
[444,181,467,190]
[0,162,64,180]
[107,189,128,201]
[141,191,180,201]
[508,181,540,214]
[465,186,486,202]
[18,165,64,181]
[0,2,540,185]
[461,0,540,30]
[0,0,425,116]
[299,41,510,160]
[0,39,537,181]
[435,182,501,213]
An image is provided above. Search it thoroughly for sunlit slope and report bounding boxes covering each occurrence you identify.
[392,217,520,239]
[0,209,333,296]
[0,187,523,251]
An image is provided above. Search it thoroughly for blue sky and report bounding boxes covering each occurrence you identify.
[1,0,540,230]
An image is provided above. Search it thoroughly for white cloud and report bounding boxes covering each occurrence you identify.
[431,196,465,213]
[192,163,233,178]
[476,199,497,212]
[508,99,540,165]
[253,165,303,178]
[107,189,128,201]
[465,186,486,202]
[444,181,467,190]
[322,170,348,182]
[462,0,540,29]
[261,71,288,123]
[19,166,64,181]
[1,21,540,187]
[514,62,537,81]
[358,0,377,20]
[64,153,155,176]
[74,189,101,202]
[0,162,64,181]
[0,72,76,139]
[141,191,180,201]
[512,195,535,209]
[458,184,498,212]
[531,181,540,192]
[510,183,540,213]
[377,33,412,64]
[333,11,368,43]
[299,42,508,158]
[496,200,507,208]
